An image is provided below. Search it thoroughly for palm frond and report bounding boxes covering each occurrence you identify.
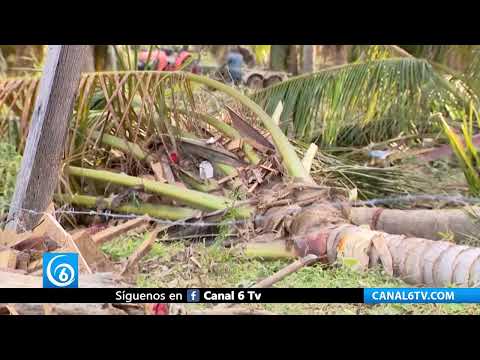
[441,109,480,195]
[0,70,310,194]
[253,57,465,146]
[293,140,431,199]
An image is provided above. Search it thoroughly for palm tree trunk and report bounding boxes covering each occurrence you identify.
[302,45,315,73]
[84,45,96,72]
[249,202,480,287]
[349,206,480,242]
[322,224,480,287]
[334,45,347,65]
[287,45,298,75]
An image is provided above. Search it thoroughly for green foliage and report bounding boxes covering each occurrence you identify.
[214,186,244,247]
[440,107,480,195]
[0,142,21,217]
[253,58,463,146]
[133,240,480,314]
[294,140,431,199]
[250,45,271,65]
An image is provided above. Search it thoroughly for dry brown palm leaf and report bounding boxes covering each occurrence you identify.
[226,105,275,153]
[179,137,247,167]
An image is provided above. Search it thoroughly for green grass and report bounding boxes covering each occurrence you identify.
[0,142,21,219]
[101,232,480,315]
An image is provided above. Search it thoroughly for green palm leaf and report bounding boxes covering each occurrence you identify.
[252,57,465,146]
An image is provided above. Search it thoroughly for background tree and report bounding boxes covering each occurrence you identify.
[302,45,315,73]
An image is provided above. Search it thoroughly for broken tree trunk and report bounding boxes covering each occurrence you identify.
[254,223,480,287]
[249,200,480,287]
[349,206,480,242]
[7,45,89,231]
[327,226,480,287]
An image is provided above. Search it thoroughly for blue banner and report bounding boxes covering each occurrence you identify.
[364,288,480,304]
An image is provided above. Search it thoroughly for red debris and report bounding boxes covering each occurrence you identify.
[149,303,169,315]
[169,152,179,164]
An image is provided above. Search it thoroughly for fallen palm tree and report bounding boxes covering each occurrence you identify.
[246,199,480,287]
[348,206,480,242]
[2,70,480,292]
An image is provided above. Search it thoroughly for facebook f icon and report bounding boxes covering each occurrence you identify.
[187,289,200,302]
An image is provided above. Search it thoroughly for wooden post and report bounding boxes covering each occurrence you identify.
[6,45,89,232]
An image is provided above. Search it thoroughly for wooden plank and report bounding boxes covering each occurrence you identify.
[27,258,43,273]
[16,252,30,271]
[43,213,93,274]
[0,229,34,247]
[92,217,150,245]
[6,45,89,231]
[71,231,113,272]
[120,228,162,275]
[0,249,18,270]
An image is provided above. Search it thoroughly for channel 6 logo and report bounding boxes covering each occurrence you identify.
[43,253,78,288]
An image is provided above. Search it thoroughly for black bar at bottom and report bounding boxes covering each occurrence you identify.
[0,288,364,304]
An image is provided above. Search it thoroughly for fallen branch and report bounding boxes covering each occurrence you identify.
[92,217,150,245]
[70,231,114,272]
[65,166,254,217]
[56,194,201,221]
[252,254,319,288]
[120,227,166,275]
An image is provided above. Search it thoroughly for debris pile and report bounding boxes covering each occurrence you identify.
[2,71,480,316]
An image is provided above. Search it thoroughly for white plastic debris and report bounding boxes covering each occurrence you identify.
[368,150,391,160]
[199,161,214,180]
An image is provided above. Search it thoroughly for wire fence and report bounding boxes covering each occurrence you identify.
[2,193,480,231]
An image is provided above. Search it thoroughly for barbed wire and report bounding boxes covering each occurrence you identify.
[2,193,480,230]
[2,194,480,276]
